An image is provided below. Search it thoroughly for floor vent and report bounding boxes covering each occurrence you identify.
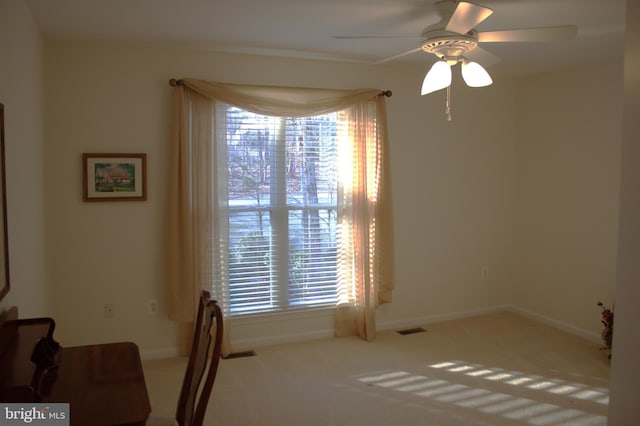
[396,327,427,336]
[223,350,257,359]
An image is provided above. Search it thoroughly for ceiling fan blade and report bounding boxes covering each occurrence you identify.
[445,1,494,35]
[478,25,577,42]
[333,35,417,39]
[466,46,501,67]
[372,47,422,64]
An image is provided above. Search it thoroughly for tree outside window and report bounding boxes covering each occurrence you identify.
[226,107,339,315]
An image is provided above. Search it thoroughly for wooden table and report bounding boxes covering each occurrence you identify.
[0,309,151,426]
[40,342,151,426]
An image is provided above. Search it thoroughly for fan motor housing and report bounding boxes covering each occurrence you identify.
[421,30,479,63]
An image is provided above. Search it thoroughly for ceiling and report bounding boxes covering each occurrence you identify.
[24,0,626,79]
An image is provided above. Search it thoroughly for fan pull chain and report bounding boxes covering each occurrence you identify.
[446,85,452,121]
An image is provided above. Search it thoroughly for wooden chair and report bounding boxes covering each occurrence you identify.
[148,290,224,426]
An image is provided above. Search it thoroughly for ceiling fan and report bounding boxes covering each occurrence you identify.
[335,0,577,112]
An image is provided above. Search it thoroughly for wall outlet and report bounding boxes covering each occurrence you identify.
[481,266,489,280]
[104,303,115,318]
[147,299,159,315]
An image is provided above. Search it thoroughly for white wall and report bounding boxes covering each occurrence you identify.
[0,0,49,317]
[383,74,517,324]
[608,0,640,422]
[1,0,635,421]
[42,42,516,355]
[0,0,624,363]
[512,63,623,338]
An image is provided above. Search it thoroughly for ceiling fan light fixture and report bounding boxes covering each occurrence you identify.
[421,60,452,95]
[461,60,493,87]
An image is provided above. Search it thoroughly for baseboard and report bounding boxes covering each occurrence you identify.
[231,328,335,352]
[377,305,509,333]
[505,305,602,344]
[231,305,510,351]
[140,347,181,361]
[232,305,602,349]
[139,304,602,360]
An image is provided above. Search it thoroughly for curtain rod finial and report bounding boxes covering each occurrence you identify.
[169,79,183,86]
[381,90,392,97]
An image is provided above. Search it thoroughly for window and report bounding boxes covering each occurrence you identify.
[225,106,341,315]
[167,80,394,342]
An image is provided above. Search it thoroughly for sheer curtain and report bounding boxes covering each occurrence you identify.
[334,100,395,340]
[165,78,395,353]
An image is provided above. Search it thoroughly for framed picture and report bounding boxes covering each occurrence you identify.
[0,103,10,302]
[83,153,147,201]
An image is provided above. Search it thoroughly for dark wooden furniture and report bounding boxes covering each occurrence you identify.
[0,306,151,426]
[177,290,224,426]
[0,102,11,303]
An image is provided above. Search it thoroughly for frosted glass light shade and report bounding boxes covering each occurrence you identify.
[421,61,452,95]
[461,61,493,87]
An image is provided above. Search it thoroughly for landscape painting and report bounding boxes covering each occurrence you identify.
[83,153,147,201]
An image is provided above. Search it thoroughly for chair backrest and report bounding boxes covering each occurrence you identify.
[175,290,224,426]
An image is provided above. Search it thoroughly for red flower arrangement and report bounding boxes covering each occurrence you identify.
[597,301,614,349]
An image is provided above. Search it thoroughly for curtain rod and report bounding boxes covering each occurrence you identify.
[168,79,392,97]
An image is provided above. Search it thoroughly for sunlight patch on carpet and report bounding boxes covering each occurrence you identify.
[352,360,608,425]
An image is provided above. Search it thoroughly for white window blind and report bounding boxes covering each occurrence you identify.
[225,106,340,315]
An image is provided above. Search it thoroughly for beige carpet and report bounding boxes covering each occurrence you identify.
[142,312,610,425]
